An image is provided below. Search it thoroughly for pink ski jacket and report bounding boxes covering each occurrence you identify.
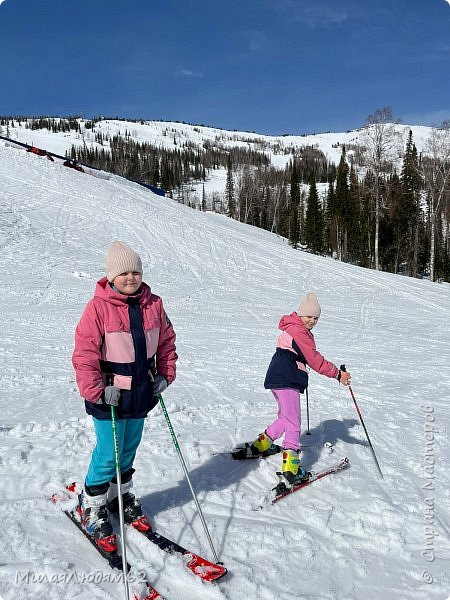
[264,312,338,392]
[72,277,177,419]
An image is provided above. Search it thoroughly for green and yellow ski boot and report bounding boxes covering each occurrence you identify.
[231,432,281,460]
[280,449,309,486]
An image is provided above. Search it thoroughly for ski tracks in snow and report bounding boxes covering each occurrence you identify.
[1,144,450,599]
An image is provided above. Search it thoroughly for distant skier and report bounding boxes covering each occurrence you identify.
[27,145,45,156]
[63,159,84,172]
[72,241,177,551]
[241,293,351,485]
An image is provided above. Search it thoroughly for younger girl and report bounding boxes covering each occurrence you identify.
[72,241,177,551]
[246,293,351,485]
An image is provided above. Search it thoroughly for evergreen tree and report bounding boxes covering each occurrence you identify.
[201,183,207,212]
[332,147,349,260]
[288,160,301,248]
[358,175,374,267]
[225,154,235,218]
[400,130,423,276]
[260,186,269,231]
[274,169,290,236]
[304,177,324,253]
[324,180,335,254]
[347,166,361,262]
[386,172,405,272]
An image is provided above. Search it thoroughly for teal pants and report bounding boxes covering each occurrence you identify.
[85,417,145,487]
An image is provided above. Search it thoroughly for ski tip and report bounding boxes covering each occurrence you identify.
[201,565,228,582]
[185,554,228,581]
[140,585,166,600]
[51,482,81,506]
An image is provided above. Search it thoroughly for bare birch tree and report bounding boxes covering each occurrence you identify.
[422,122,450,281]
[360,107,402,270]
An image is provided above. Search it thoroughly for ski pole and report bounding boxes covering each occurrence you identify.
[111,405,131,600]
[158,394,221,564]
[340,365,384,479]
[305,388,311,435]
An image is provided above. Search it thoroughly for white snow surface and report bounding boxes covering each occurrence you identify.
[0,140,449,600]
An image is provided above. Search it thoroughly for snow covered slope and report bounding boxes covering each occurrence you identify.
[0,141,449,600]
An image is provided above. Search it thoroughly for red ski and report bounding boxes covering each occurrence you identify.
[62,506,163,599]
[52,483,227,584]
[272,457,350,504]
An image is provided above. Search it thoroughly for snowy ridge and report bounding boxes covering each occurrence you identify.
[2,118,434,160]
[0,141,449,599]
[1,118,435,196]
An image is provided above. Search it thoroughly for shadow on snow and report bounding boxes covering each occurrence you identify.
[140,417,365,515]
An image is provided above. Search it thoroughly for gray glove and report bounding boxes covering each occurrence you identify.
[103,385,121,406]
[153,374,168,396]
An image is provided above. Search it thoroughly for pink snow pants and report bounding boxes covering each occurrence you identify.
[265,388,301,451]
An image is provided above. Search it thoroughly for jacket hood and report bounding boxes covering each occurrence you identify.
[94,276,153,307]
[278,311,312,337]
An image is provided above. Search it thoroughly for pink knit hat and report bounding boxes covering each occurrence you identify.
[298,293,321,318]
[105,241,143,282]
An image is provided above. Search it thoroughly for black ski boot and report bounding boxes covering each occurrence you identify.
[108,475,152,533]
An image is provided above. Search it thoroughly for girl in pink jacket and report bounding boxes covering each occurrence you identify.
[240,293,350,486]
[72,241,177,553]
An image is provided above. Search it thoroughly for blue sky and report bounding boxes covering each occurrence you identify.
[0,0,449,135]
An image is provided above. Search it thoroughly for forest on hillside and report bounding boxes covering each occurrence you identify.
[1,112,449,281]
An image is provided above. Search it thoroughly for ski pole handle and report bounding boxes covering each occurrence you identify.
[338,364,352,386]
